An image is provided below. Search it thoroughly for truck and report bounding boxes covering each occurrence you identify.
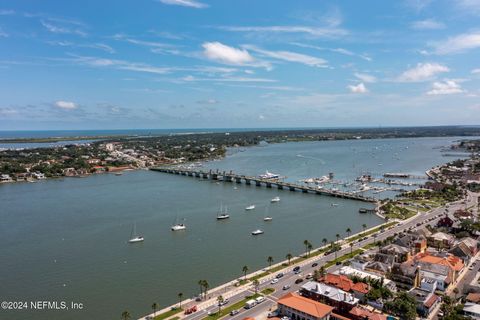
[245,299,256,309]
[255,296,265,304]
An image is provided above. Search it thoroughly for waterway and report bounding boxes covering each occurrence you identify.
[0,136,468,320]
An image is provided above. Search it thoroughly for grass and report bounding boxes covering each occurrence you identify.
[324,249,363,269]
[346,222,397,243]
[261,287,275,295]
[153,307,183,320]
[203,293,262,320]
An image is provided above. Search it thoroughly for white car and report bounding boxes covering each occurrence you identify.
[271,278,279,284]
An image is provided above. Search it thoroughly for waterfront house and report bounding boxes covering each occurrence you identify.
[0,174,12,182]
[277,292,334,320]
[301,281,359,315]
[318,273,369,301]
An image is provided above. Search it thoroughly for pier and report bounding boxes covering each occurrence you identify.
[150,167,377,203]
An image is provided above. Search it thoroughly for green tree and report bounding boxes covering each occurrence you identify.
[307,242,313,257]
[362,223,367,233]
[322,238,328,247]
[350,242,354,255]
[178,292,183,308]
[121,311,130,320]
[253,279,260,294]
[303,240,310,257]
[346,227,352,238]
[286,253,293,265]
[384,291,417,320]
[203,280,209,299]
[152,303,158,317]
[217,295,224,314]
[242,265,249,281]
[267,256,274,268]
[198,280,204,298]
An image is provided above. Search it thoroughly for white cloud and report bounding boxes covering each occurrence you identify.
[397,62,449,82]
[158,0,208,9]
[411,19,445,30]
[219,25,347,38]
[197,99,219,104]
[202,42,270,68]
[456,0,480,15]
[243,45,327,67]
[433,32,480,55]
[47,41,115,53]
[181,75,276,83]
[348,83,368,93]
[354,73,376,83]
[54,100,77,110]
[472,68,480,74]
[291,43,371,61]
[427,80,464,95]
[0,27,8,38]
[73,55,172,74]
[41,20,87,37]
[0,9,14,15]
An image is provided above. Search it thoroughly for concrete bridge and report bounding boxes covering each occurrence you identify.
[150,167,377,203]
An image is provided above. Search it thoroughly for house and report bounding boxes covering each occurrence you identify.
[454,209,476,221]
[463,303,480,319]
[336,266,396,292]
[379,244,410,262]
[428,232,455,249]
[364,261,391,275]
[449,237,478,264]
[467,293,480,304]
[394,233,427,255]
[437,215,454,228]
[301,281,359,315]
[407,288,440,317]
[31,172,46,179]
[348,306,387,320]
[0,174,12,182]
[318,274,369,301]
[278,292,334,320]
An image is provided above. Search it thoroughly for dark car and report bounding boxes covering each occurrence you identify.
[293,266,300,272]
[311,262,318,267]
[230,310,239,316]
[295,278,304,284]
[276,272,284,279]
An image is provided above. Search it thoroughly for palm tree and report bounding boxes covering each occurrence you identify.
[203,280,210,299]
[346,228,352,238]
[307,243,313,257]
[336,233,340,243]
[319,266,326,277]
[152,303,158,317]
[453,287,459,300]
[121,311,130,320]
[362,223,367,234]
[286,253,293,265]
[198,280,204,298]
[217,295,224,313]
[350,242,354,255]
[267,256,274,268]
[303,240,309,257]
[322,238,328,247]
[332,241,338,260]
[242,265,249,281]
[253,279,260,294]
[178,292,183,308]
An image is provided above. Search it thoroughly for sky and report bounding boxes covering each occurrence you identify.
[0,0,480,130]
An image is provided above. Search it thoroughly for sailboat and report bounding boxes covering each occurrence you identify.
[216,203,230,220]
[171,216,186,231]
[271,196,280,203]
[245,205,255,210]
[263,205,273,221]
[128,223,144,243]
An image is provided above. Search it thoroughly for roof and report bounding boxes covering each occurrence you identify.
[463,303,480,316]
[278,293,333,318]
[301,281,359,305]
[416,252,464,272]
[349,306,387,320]
[430,232,454,242]
[424,294,440,308]
[467,293,480,303]
[320,273,369,294]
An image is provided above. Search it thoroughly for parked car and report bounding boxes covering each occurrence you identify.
[184,306,197,315]
[306,273,313,279]
[282,284,291,290]
[276,272,284,279]
[311,262,318,267]
[271,278,279,284]
[218,298,229,306]
[295,278,304,284]
[268,311,279,318]
[230,310,239,316]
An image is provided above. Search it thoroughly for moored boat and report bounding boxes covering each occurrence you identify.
[251,229,264,235]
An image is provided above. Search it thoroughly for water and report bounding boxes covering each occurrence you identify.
[0,136,467,320]
[0,140,97,150]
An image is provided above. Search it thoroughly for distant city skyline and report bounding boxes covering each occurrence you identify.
[1,0,480,130]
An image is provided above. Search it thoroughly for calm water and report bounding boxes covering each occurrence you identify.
[0,136,468,320]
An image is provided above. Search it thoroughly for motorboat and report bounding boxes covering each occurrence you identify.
[331,203,339,207]
[216,203,230,220]
[271,196,280,203]
[128,223,144,243]
[259,170,279,179]
[251,229,264,235]
[171,224,186,231]
[245,205,255,210]
[263,217,273,221]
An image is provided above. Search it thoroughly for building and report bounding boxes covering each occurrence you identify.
[348,306,388,320]
[336,266,397,292]
[301,281,359,315]
[407,288,440,317]
[394,233,427,255]
[0,174,12,182]
[467,293,480,304]
[463,303,480,319]
[428,232,455,249]
[379,244,410,262]
[449,237,478,264]
[278,293,334,320]
[318,273,369,301]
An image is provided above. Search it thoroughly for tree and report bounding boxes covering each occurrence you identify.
[346,227,352,238]
[217,295,224,313]
[322,238,328,247]
[242,265,249,281]
[303,240,310,257]
[384,291,417,320]
[336,233,340,242]
[453,287,459,301]
[267,256,274,268]
[178,292,183,308]
[253,279,260,294]
[307,243,313,257]
[203,280,210,299]
[286,253,293,265]
[350,242,354,255]
[121,311,131,320]
[152,303,158,317]
[198,280,204,298]
[362,223,367,233]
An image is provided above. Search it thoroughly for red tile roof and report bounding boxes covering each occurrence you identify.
[416,252,464,272]
[349,306,387,320]
[320,273,369,294]
[278,293,333,318]
[424,294,439,308]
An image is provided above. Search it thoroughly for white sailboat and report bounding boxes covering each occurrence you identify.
[263,205,273,221]
[245,205,255,211]
[128,223,144,243]
[216,203,230,220]
[271,196,280,203]
[251,229,264,235]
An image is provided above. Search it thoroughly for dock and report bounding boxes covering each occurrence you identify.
[150,167,377,203]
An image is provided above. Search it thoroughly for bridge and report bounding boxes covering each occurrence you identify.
[150,167,378,203]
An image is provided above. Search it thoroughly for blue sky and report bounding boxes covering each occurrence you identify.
[1,0,480,130]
